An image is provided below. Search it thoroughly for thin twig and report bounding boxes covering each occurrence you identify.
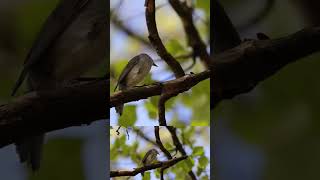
[154,126,172,159]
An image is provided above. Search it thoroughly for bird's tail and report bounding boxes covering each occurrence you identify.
[115,104,123,116]
[15,135,44,171]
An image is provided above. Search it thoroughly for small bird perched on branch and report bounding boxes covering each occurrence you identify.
[11,0,107,171]
[114,53,157,115]
[141,148,159,176]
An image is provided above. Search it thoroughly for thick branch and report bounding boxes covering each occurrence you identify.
[110,156,187,177]
[212,27,320,107]
[169,0,211,67]
[145,0,185,78]
[0,80,108,148]
[110,71,210,107]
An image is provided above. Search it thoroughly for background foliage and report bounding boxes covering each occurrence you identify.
[110,126,210,180]
[110,0,210,126]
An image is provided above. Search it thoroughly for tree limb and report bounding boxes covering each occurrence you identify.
[145,0,185,78]
[0,79,108,148]
[211,27,320,108]
[167,126,197,180]
[110,155,187,177]
[110,71,210,107]
[155,126,172,159]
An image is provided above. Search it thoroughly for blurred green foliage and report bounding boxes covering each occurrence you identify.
[28,138,84,180]
[110,0,210,126]
[110,126,210,179]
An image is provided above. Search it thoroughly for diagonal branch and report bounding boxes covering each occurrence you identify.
[212,27,320,108]
[154,126,172,159]
[110,155,187,177]
[145,0,185,78]
[167,126,197,180]
[169,0,211,67]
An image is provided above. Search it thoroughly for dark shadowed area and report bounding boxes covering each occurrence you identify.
[213,0,320,180]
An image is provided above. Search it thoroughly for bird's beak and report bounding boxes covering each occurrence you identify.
[153,62,158,67]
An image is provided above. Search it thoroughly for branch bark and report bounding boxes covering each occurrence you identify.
[145,0,185,78]
[0,80,108,148]
[167,126,197,180]
[212,27,320,107]
[110,155,187,177]
[155,126,172,159]
[169,0,211,67]
[110,71,210,108]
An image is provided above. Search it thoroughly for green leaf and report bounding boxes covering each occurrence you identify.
[193,146,205,156]
[176,157,194,172]
[118,105,137,126]
[198,155,209,168]
[144,101,158,119]
[166,39,186,55]
[142,172,151,180]
[196,166,204,176]
[196,0,210,14]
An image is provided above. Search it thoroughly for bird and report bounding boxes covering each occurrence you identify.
[11,0,107,171]
[114,53,157,115]
[141,148,159,176]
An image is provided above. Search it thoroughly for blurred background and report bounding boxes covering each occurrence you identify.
[110,0,210,126]
[213,0,320,180]
[110,126,210,180]
[0,1,107,180]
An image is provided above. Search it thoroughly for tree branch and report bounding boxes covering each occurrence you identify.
[145,0,185,78]
[155,126,172,159]
[212,27,320,108]
[110,71,210,108]
[0,79,108,148]
[169,0,211,67]
[133,128,158,147]
[111,14,151,47]
[110,155,187,177]
[167,126,197,180]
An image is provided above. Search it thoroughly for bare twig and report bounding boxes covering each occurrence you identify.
[110,155,188,177]
[154,126,172,159]
[111,14,151,47]
[133,128,158,147]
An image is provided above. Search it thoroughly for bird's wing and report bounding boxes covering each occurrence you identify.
[12,0,90,95]
[114,55,140,91]
[142,150,153,165]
